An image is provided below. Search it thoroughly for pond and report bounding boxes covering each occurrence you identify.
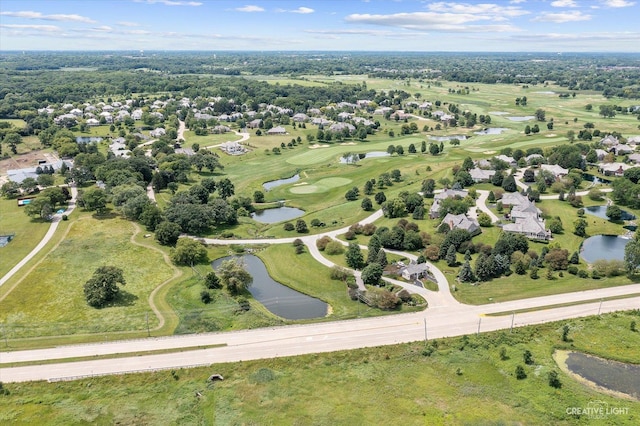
[561,351,640,400]
[584,205,636,221]
[474,128,509,135]
[506,116,535,122]
[339,151,390,163]
[428,135,467,142]
[212,255,328,320]
[76,136,103,144]
[582,173,611,184]
[251,206,305,223]
[580,235,629,263]
[263,174,300,191]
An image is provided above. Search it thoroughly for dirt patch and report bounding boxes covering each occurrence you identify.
[340,142,357,146]
[0,150,49,175]
[309,144,330,149]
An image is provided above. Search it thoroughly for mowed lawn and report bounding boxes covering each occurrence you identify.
[0,197,50,279]
[0,217,173,338]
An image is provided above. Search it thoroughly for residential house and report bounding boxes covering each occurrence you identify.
[525,154,544,164]
[594,149,608,161]
[292,113,308,122]
[247,119,262,129]
[540,164,569,178]
[628,153,640,164]
[600,135,619,147]
[628,136,640,144]
[86,118,100,127]
[150,128,166,138]
[469,168,496,183]
[329,122,355,133]
[494,155,517,167]
[611,144,634,155]
[401,262,431,281]
[131,109,143,120]
[500,192,528,207]
[211,125,231,134]
[267,126,287,135]
[429,189,469,219]
[219,141,246,155]
[441,213,481,236]
[599,162,632,177]
[503,217,551,240]
[510,199,542,222]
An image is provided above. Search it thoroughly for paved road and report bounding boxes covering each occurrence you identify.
[0,186,77,288]
[2,286,639,383]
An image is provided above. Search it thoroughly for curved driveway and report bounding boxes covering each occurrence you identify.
[0,186,77,288]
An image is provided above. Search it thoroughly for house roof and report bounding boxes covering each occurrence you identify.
[503,217,548,236]
[501,192,528,206]
[402,263,430,276]
[469,168,496,181]
[441,213,480,234]
[434,188,468,201]
[540,164,568,176]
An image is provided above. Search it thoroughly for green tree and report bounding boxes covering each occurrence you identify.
[624,234,640,273]
[523,349,534,365]
[24,197,53,220]
[83,266,126,308]
[155,221,182,246]
[458,260,475,282]
[295,219,308,233]
[446,244,457,267]
[606,205,622,221]
[78,187,107,214]
[376,248,388,268]
[345,242,365,269]
[216,258,253,295]
[253,190,265,203]
[204,271,221,289]
[361,197,373,211]
[515,365,527,380]
[502,175,517,192]
[171,238,208,266]
[548,371,562,388]
[361,263,383,285]
[573,218,587,237]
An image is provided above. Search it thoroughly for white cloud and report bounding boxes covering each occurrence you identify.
[235,5,265,12]
[550,0,578,7]
[292,7,314,14]
[510,0,526,3]
[345,11,520,32]
[0,24,62,32]
[426,2,529,18]
[600,0,635,7]
[532,10,592,23]
[118,21,141,27]
[133,0,202,6]
[90,26,113,32]
[0,11,96,23]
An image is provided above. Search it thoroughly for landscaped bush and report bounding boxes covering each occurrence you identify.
[578,269,589,278]
[325,240,345,255]
[567,265,578,275]
[316,235,332,251]
[330,265,351,281]
[283,222,294,231]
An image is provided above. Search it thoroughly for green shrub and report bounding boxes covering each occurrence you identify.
[577,270,589,278]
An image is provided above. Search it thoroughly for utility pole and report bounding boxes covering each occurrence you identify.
[510,312,515,333]
[477,317,482,335]
[424,318,428,343]
[598,299,603,316]
[146,312,150,337]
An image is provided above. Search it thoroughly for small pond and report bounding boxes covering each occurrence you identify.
[582,173,611,184]
[263,174,300,191]
[428,135,467,142]
[584,205,636,221]
[76,136,103,144]
[251,206,305,224]
[474,128,509,135]
[580,235,629,263]
[506,116,534,122]
[339,151,390,163]
[563,351,640,399]
[212,255,328,320]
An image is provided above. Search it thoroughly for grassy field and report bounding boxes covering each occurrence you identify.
[0,197,50,279]
[0,216,174,339]
[1,312,638,424]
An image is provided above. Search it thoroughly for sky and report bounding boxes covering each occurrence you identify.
[1,0,639,52]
